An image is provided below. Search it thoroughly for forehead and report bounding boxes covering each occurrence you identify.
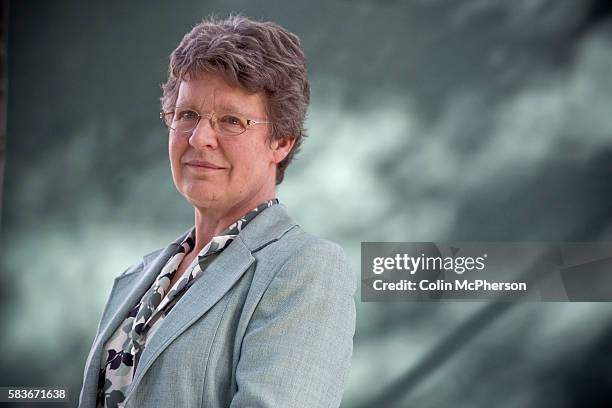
[175,73,267,116]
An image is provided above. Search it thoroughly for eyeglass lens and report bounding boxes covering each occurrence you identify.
[166,109,248,136]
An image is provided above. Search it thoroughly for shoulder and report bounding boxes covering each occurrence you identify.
[256,225,349,266]
[252,226,355,294]
[283,227,349,266]
[117,248,164,278]
[267,225,344,253]
[117,226,193,278]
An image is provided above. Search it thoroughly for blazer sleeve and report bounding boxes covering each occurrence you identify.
[229,239,356,408]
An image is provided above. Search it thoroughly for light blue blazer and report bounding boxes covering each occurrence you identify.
[78,204,356,407]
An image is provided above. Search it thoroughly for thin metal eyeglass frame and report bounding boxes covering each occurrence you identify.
[159,110,272,136]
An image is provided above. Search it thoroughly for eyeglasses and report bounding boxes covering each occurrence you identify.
[159,108,272,137]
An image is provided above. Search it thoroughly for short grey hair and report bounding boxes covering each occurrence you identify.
[161,15,310,185]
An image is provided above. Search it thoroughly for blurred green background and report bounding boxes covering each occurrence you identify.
[2,0,612,407]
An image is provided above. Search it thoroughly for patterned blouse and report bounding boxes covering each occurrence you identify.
[96,199,279,408]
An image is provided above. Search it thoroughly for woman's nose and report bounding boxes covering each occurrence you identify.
[188,116,219,149]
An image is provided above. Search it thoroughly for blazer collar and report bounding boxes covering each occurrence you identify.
[119,203,297,405]
[142,202,297,261]
[238,203,298,252]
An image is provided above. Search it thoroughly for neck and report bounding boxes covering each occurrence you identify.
[192,186,276,254]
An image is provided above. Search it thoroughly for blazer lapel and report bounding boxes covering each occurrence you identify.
[123,204,298,402]
[125,237,255,400]
[80,229,192,408]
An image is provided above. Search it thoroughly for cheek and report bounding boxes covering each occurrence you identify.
[168,139,187,186]
[168,138,183,166]
[232,140,272,168]
[228,147,263,180]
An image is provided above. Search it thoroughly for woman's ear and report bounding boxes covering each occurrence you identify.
[270,137,296,164]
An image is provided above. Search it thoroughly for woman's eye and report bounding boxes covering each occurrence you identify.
[176,110,198,121]
[219,115,243,127]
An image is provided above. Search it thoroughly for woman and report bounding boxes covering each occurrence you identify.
[78,15,356,408]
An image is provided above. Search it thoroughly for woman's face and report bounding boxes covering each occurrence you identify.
[168,72,279,217]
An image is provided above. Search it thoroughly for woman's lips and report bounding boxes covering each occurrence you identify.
[184,160,226,171]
